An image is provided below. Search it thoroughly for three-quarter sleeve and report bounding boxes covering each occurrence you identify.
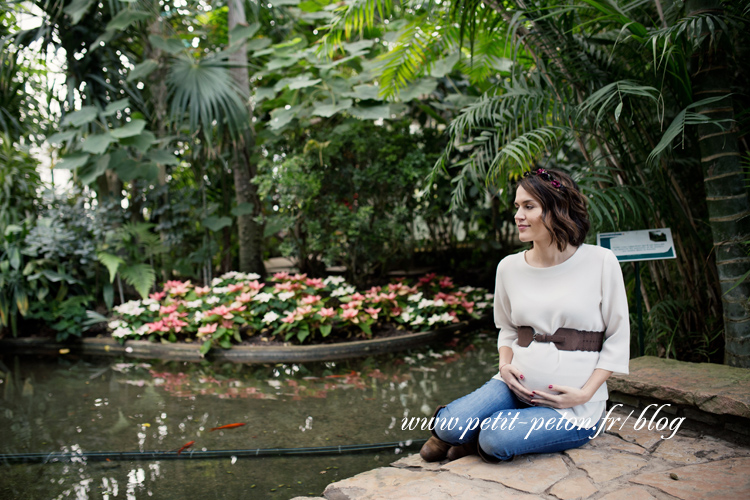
[494,261,518,350]
[595,250,631,374]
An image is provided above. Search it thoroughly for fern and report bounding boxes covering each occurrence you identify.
[119,263,156,300]
[97,252,125,283]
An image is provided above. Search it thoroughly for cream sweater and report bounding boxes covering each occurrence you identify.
[492,244,630,428]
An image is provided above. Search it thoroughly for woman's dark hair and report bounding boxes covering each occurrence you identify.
[517,169,590,251]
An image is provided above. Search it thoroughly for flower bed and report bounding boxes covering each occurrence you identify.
[109,272,493,355]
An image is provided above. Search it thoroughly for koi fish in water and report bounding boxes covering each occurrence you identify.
[210,423,246,431]
[176,440,195,455]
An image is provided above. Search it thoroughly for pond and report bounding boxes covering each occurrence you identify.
[0,331,499,499]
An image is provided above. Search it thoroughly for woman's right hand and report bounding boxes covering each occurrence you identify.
[500,364,534,404]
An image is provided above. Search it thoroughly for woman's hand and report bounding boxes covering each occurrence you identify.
[529,384,591,409]
[500,364,534,404]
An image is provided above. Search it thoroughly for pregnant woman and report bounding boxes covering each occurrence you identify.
[420,168,630,463]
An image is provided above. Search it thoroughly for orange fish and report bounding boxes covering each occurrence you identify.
[210,423,246,431]
[176,440,195,455]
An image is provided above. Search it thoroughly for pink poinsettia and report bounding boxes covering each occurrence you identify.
[227,283,245,293]
[365,307,381,319]
[439,277,454,288]
[197,323,218,337]
[150,291,166,301]
[146,320,169,333]
[281,312,296,324]
[318,307,336,318]
[237,292,254,304]
[341,308,360,323]
[461,301,475,314]
[295,305,313,317]
[418,273,437,286]
[301,295,322,305]
[194,286,211,297]
[273,272,290,280]
[206,305,234,320]
[247,280,264,291]
[159,304,179,315]
[305,278,325,289]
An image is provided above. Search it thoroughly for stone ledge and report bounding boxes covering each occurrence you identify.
[609,356,750,419]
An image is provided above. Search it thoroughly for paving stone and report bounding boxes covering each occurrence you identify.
[548,476,598,499]
[565,448,649,483]
[608,420,665,450]
[391,453,445,471]
[652,435,740,464]
[322,466,537,500]
[597,486,658,500]
[630,457,750,500]
[440,453,569,494]
[587,432,649,455]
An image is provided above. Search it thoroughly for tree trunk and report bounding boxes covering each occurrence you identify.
[227,0,265,275]
[687,0,750,366]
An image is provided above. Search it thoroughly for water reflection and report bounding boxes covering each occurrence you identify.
[0,331,497,499]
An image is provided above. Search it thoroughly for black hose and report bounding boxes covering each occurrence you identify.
[0,439,427,464]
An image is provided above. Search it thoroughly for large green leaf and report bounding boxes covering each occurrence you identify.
[127,60,159,83]
[312,99,353,118]
[62,107,98,127]
[113,157,141,182]
[231,203,255,216]
[79,154,110,185]
[398,78,438,101]
[229,23,260,45]
[110,119,147,139]
[120,263,156,300]
[269,106,300,130]
[147,149,179,165]
[119,130,155,153]
[202,216,233,232]
[274,74,322,91]
[47,130,77,144]
[349,105,391,120]
[56,153,90,170]
[82,133,115,154]
[64,0,95,25]
[106,10,152,31]
[101,98,131,117]
[97,252,125,283]
[254,87,277,102]
[343,85,383,100]
[430,53,460,78]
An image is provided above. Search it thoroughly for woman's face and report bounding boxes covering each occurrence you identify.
[514,186,548,245]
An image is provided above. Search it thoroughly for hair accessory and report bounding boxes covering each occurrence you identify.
[523,168,562,190]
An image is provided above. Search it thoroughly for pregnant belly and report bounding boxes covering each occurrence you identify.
[511,345,598,394]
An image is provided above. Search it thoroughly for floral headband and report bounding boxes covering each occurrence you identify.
[523,168,562,189]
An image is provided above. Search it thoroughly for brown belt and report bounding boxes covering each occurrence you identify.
[517,326,604,352]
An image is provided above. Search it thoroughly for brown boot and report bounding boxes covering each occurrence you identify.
[446,441,477,461]
[419,405,450,462]
[419,435,452,462]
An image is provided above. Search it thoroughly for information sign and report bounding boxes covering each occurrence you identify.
[597,228,676,263]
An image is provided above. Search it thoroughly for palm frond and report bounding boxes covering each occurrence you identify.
[167,54,249,149]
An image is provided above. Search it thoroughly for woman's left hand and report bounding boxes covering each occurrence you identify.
[529,384,591,409]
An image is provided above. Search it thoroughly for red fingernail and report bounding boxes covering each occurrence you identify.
[531,391,536,395]
[519,375,524,380]
[549,385,553,389]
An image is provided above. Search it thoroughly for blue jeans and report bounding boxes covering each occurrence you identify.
[433,378,598,461]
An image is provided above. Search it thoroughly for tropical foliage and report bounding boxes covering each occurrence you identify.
[325,0,750,365]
